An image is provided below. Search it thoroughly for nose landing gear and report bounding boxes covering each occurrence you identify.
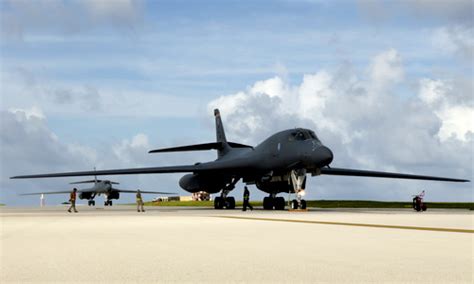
[290,169,307,210]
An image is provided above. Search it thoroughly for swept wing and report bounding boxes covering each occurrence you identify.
[320,167,469,182]
[11,165,203,179]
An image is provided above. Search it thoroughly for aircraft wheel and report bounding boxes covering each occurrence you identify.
[422,204,427,211]
[214,197,224,209]
[109,201,113,206]
[225,197,235,209]
[274,197,285,210]
[92,201,95,206]
[263,197,273,210]
[88,201,91,206]
[300,199,307,210]
[104,201,108,206]
[291,199,298,210]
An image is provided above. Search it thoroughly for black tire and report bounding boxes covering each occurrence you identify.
[291,199,298,210]
[263,197,274,210]
[92,201,95,206]
[214,197,224,209]
[422,204,427,211]
[109,201,113,206]
[274,197,285,210]
[300,199,307,210]
[226,197,235,209]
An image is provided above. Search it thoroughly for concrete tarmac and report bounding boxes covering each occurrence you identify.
[1,206,473,283]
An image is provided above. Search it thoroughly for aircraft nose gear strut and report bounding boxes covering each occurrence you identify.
[290,169,307,210]
[214,178,238,209]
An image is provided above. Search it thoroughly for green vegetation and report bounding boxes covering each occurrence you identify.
[143,200,473,210]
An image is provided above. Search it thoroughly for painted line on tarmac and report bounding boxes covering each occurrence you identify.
[217,216,474,234]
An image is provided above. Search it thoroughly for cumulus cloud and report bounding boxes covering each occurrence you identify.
[0,106,192,205]
[1,0,144,40]
[208,49,473,201]
[431,26,474,60]
[369,48,404,91]
[418,78,473,141]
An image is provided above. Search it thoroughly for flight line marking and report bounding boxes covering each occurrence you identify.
[217,216,474,234]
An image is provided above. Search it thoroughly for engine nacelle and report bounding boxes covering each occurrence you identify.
[107,191,120,200]
[179,173,228,194]
[79,192,93,200]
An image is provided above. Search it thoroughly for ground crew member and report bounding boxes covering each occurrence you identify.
[242,186,253,211]
[136,189,145,212]
[68,188,78,213]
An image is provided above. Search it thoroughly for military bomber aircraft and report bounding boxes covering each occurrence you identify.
[20,176,175,206]
[11,109,469,210]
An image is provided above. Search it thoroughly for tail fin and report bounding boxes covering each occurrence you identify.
[214,109,230,158]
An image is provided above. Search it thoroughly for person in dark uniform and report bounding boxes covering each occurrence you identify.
[242,186,253,211]
[136,189,145,212]
[68,188,78,213]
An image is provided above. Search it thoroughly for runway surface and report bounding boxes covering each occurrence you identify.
[1,206,473,283]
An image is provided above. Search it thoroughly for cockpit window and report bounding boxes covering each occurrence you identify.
[289,130,320,142]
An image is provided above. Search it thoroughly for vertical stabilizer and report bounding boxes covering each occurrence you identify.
[214,109,230,157]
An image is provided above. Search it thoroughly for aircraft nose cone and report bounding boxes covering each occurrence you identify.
[319,146,333,166]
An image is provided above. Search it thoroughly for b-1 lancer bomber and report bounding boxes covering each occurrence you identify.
[12,109,469,210]
[20,177,175,206]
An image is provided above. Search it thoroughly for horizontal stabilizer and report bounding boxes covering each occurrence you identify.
[320,167,469,182]
[70,180,119,185]
[149,142,252,154]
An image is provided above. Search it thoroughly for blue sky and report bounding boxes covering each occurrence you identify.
[1,0,472,205]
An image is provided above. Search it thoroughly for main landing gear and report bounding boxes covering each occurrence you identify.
[87,193,97,206]
[290,169,307,210]
[214,196,235,209]
[214,178,238,209]
[263,194,286,210]
[104,200,113,206]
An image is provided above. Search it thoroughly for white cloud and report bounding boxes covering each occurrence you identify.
[8,106,46,120]
[432,26,474,60]
[0,107,190,205]
[419,78,474,141]
[369,48,404,91]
